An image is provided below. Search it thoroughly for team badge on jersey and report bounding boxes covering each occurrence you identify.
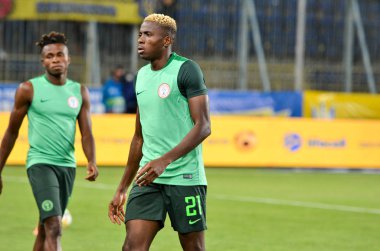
[67,96,79,108]
[158,83,171,98]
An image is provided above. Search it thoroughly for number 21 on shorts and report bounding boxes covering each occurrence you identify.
[185,195,203,217]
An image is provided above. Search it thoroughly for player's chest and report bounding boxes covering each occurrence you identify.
[33,87,81,117]
[136,75,180,107]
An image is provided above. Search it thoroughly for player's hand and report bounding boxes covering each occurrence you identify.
[108,192,126,225]
[85,162,98,181]
[135,158,168,186]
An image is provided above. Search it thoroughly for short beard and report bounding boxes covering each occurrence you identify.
[46,69,65,78]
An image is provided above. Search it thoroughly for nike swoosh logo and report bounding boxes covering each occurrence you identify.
[189,218,201,225]
[136,90,146,95]
[40,98,50,102]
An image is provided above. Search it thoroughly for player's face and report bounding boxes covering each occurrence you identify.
[41,43,70,77]
[138,21,169,60]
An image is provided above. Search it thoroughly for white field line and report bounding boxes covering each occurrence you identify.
[5,176,380,215]
[3,175,115,190]
[211,194,380,215]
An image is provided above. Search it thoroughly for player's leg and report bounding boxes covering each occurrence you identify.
[123,219,161,251]
[33,223,46,251]
[178,231,205,251]
[57,165,76,215]
[166,185,207,251]
[122,183,167,251]
[42,215,62,251]
[27,164,66,251]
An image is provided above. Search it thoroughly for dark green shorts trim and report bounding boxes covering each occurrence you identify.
[27,164,76,223]
[125,183,207,234]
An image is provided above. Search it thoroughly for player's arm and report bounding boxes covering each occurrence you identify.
[77,85,98,182]
[163,94,211,162]
[109,108,143,224]
[136,95,211,186]
[0,82,33,194]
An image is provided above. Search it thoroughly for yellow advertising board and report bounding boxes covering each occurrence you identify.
[1,113,380,168]
[204,116,380,168]
[304,90,380,119]
[4,0,141,24]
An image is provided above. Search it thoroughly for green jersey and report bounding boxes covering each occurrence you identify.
[26,75,82,168]
[135,53,208,186]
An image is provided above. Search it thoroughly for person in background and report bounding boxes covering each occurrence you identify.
[123,72,137,114]
[0,31,99,251]
[102,65,127,113]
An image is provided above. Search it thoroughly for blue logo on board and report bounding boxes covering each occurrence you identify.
[284,133,302,152]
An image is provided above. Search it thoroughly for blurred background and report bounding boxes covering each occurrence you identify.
[0,0,380,167]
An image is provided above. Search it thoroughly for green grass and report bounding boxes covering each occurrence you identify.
[1,166,380,251]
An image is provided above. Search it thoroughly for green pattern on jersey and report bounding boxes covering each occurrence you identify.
[26,75,82,168]
[136,53,207,186]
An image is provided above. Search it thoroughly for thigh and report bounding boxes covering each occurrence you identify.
[27,164,62,222]
[125,183,167,228]
[165,185,207,234]
[57,166,76,214]
[124,219,161,250]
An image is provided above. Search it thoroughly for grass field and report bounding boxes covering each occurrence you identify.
[1,166,380,251]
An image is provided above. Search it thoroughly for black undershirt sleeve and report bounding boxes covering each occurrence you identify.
[177,60,208,99]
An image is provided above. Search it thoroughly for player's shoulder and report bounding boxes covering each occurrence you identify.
[18,80,33,92]
[15,81,34,101]
[179,58,203,76]
[172,52,189,63]
[181,59,200,68]
[171,53,199,68]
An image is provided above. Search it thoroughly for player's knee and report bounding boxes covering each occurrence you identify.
[44,217,62,238]
[121,242,129,251]
[122,238,136,251]
[183,241,205,251]
[122,236,149,251]
[122,241,138,251]
[36,224,46,239]
[179,232,205,251]
[122,235,134,251]
[193,242,205,251]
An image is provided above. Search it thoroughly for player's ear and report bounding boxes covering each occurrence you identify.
[67,55,71,65]
[163,36,171,48]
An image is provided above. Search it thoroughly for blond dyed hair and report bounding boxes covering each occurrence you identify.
[144,13,177,36]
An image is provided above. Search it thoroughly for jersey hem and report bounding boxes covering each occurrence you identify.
[152,180,207,186]
[27,160,76,169]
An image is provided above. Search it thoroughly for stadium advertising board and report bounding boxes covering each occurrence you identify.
[304,90,380,119]
[208,90,302,117]
[1,113,379,168]
[4,0,141,24]
[206,116,380,168]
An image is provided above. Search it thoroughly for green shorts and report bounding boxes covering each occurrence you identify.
[27,164,76,223]
[125,183,207,234]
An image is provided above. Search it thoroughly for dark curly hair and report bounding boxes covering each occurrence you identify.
[36,31,67,51]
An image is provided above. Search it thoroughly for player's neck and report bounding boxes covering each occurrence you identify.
[150,50,173,71]
[45,73,67,85]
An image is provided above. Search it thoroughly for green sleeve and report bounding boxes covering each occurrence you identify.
[177,60,208,98]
